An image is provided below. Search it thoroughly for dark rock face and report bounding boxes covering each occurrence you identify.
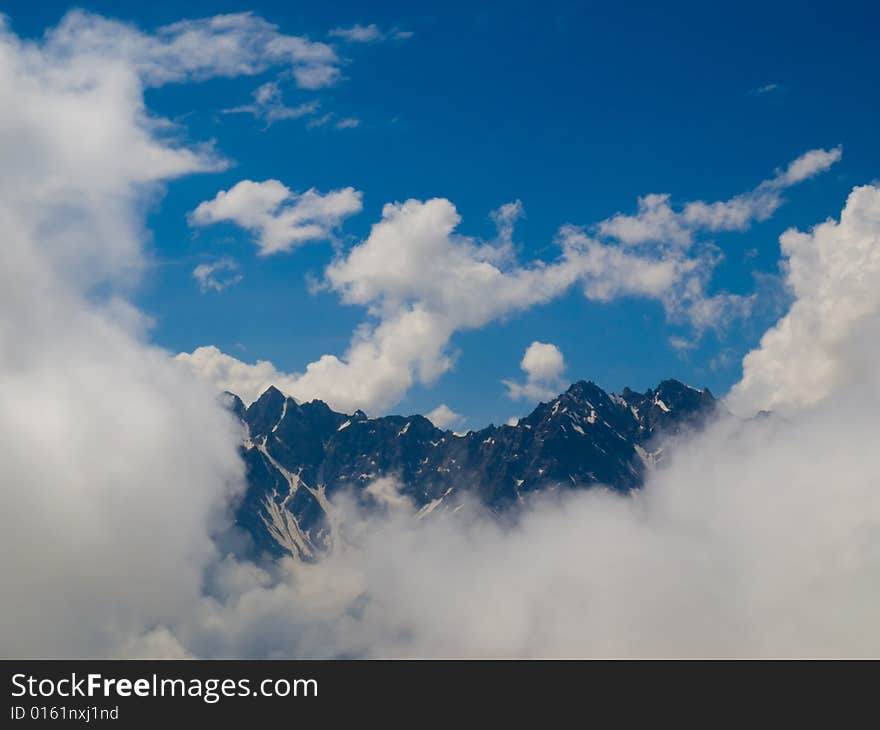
[230,379,720,560]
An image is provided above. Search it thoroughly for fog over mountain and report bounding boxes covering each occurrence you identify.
[1,9,879,659]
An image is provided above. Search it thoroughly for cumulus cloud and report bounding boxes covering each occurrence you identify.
[727,184,880,415]
[193,258,243,293]
[279,197,753,410]
[189,179,363,255]
[185,152,833,413]
[521,341,564,381]
[426,404,464,429]
[504,342,566,401]
[184,198,589,411]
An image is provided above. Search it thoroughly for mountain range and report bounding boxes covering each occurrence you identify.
[225,379,720,560]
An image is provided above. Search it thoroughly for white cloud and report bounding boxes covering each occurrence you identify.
[668,335,698,352]
[0,11,247,657]
[294,199,586,411]
[218,12,413,130]
[776,146,843,186]
[504,342,566,401]
[556,225,690,300]
[192,258,243,293]
[185,151,832,413]
[363,476,412,510]
[223,81,320,125]
[0,15,229,292]
[752,83,780,94]
[305,112,362,130]
[426,404,464,429]
[329,23,383,43]
[599,147,842,247]
[522,341,565,381]
[183,198,574,411]
[176,346,306,405]
[189,179,363,255]
[491,199,524,247]
[307,112,334,129]
[335,117,361,129]
[599,192,693,248]
[727,184,880,415]
[46,10,341,90]
[328,23,413,43]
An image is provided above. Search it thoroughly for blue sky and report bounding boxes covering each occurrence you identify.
[5,0,878,427]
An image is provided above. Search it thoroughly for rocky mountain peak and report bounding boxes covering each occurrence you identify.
[230,378,720,560]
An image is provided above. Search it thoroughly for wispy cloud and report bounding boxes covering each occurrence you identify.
[51,10,343,90]
[192,258,243,293]
[335,117,361,129]
[223,81,319,126]
[751,83,781,95]
[597,146,842,247]
[308,112,361,130]
[328,23,413,43]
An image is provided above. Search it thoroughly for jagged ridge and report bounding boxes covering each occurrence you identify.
[228,379,719,559]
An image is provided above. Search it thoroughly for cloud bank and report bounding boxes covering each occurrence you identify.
[125,373,880,658]
[0,10,251,657]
